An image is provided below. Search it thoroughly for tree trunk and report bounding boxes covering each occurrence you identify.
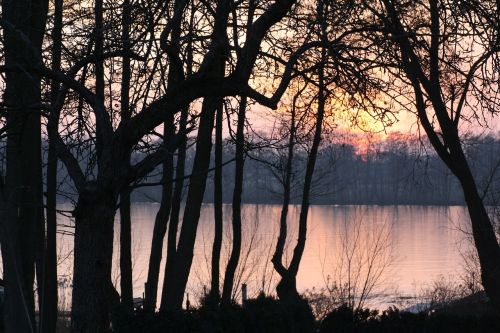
[119,0,133,313]
[453,152,500,308]
[71,189,117,333]
[1,0,48,331]
[119,188,133,312]
[160,96,220,312]
[162,0,194,303]
[463,182,500,302]
[144,0,183,311]
[271,87,301,299]
[144,113,175,313]
[272,98,296,280]
[162,105,188,307]
[43,134,59,333]
[221,97,247,305]
[41,0,63,331]
[160,0,229,305]
[209,104,224,303]
[277,60,326,301]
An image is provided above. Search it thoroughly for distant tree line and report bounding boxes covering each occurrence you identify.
[127,133,499,206]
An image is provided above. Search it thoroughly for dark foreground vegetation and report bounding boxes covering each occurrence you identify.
[319,306,499,333]
[105,295,500,333]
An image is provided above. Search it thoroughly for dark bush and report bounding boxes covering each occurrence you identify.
[243,294,315,333]
[113,294,314,333]
[319,305,500,333]
[319,304,377,333]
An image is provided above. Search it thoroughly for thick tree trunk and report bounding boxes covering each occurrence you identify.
[160,96,220,312]
[420,111,500,310]
[71,189,117,333]
[1,0,48,331]
[210,104,224,303]
[453,153,500,308]
[462,181,500,306]
[221,97,247,305]
[441,125,500,308]
[144,113,175,313]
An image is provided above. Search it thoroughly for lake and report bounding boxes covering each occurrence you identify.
[57,204,472,310]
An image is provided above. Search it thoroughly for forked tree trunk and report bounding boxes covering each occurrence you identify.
[272,87,301,300]
[165,0,194,277]
[276,62,326,302]
[160,0,228,306]
[221,97,247,305]
[71,189,117,333]
[162,105,188,308]
[271,97,296,280]
[144,0,184,311]
[160,96,221,311]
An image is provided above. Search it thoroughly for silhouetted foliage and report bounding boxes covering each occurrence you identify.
[319,306,500,333]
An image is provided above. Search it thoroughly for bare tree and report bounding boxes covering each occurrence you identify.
[159,0,304,312]
[221,96,248,305]
[2,0,344,330]
[363,0,500,309]
[270,0,367,301]
[323,209,393,312]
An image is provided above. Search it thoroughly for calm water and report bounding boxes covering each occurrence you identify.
[57,204,472,308]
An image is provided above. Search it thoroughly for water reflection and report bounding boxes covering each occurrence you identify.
[57,204,471,308]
